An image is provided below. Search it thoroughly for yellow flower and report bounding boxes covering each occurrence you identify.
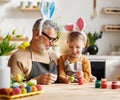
[8,34,12,40]
[18,41,30,50]
[12,29,17,35]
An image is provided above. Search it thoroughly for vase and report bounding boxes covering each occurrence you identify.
[0,56,11,88]
[87,45,98,55]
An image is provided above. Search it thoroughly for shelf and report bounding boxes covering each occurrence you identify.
[0,37,29,41]
[0,0,12,1]
[19,6,40,11]
[103,7,120,14]
[103,24,120,32]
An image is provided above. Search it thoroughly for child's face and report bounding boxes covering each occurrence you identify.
[67,39,85,58]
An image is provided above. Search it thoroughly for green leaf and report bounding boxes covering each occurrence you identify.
[0,34,17,56]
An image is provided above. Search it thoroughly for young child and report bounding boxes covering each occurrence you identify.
[58,31,96,83]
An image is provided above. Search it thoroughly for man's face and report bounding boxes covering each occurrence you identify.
[38,27,58,53]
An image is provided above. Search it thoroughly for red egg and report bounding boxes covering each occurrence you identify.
[78,78,84,85]
[10,88,22,95]
[36,84,42,91]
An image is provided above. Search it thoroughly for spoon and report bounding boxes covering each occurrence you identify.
[91,0,97,19]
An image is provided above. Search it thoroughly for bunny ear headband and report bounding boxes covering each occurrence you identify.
[39,0,55,35]
[64,17,87,41]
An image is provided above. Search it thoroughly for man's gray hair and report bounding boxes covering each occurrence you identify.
[33,18,59,34]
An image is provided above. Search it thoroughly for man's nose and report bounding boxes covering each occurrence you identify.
[49,41,56,46]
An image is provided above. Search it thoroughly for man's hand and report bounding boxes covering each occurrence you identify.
[38,73,57,85]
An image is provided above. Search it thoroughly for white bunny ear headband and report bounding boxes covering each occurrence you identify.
[64,17,87,41]
[39,0,55,35]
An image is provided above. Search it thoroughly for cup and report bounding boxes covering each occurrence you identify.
[37,1,41,8]
[28,1,33,8]
[20,1,26,8]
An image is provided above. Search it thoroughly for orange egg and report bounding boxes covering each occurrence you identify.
[32,86,37,92]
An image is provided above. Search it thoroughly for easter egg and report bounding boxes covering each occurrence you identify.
[7,88,13,95]
[11,82,20,88]
[0,88,8,95]
[68,76,75,82]
[36,84,42,91]
[32,86,37,92]
[26,86,32,93]
[10,88,22,95]
[78,78,84,85]
[16,74,22,82]
[21,88,27,94]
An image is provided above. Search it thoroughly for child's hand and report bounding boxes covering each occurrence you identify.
[64,76,71,84]
[90,75,97,82]
[75,71,84,79]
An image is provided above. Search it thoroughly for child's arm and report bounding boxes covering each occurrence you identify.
[58,55,68,83]
[82,56,91,82]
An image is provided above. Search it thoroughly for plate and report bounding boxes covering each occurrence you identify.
[0,90,43,99]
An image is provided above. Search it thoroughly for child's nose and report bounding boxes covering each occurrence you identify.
[72,47,77,52]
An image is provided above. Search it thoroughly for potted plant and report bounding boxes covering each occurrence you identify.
[87,31,103,55]
[0,34,17,56]
[0,29,30,88]
[0,28,30,65]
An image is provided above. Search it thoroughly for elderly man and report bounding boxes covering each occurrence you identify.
[8,18,59,85]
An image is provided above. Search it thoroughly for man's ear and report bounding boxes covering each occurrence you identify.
[67,40,68,44]
[33,29,41,39]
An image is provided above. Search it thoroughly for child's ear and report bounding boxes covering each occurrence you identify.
[85,38,89,47]
[83,39,88,48]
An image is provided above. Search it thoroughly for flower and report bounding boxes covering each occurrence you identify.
[87,31,103,46]
[0,29,30,56]
[18,41,30,50]
[0,34,17,56]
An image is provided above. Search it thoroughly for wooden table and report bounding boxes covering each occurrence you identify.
[2,82,120,100]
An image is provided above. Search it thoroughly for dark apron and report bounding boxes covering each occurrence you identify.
[29,60,58,79]
[29,47,58,81]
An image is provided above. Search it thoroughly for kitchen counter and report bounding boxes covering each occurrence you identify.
[85,55,120,60]
[84,55,120,81]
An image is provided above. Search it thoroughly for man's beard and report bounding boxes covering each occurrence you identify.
[38,38,49,54]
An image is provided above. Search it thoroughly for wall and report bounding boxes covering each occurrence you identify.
[0,0,120,55]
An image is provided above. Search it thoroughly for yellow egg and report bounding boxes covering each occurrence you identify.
[16,74,22,82]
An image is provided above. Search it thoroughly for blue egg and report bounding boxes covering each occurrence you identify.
[26,86,32,93]
[12,86,19,88]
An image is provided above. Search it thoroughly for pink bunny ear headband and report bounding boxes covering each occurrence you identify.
[39,0,55,35]
[64,17,87,41]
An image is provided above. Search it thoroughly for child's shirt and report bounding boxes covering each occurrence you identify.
[58,54,91,82]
